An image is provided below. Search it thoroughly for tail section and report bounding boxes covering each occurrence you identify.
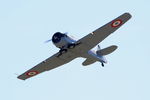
[82,45,117,66]
[96,45,118,56]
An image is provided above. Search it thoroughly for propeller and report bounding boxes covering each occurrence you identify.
[44,32,68,43]
[44,39,52,43]
[44,32,52,43]
[64,32,68,35]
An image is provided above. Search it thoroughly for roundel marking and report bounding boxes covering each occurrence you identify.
[26,71,39,76]
[111,19,122,27]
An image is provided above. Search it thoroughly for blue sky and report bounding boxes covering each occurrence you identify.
[0,0,150,100]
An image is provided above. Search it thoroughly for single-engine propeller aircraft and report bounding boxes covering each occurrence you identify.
[18,13,132,80]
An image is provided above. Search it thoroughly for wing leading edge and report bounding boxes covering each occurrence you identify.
[77,13,132,51]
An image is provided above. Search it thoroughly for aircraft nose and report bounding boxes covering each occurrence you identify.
[52,32,64,43]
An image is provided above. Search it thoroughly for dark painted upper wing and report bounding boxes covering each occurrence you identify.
[77,13,132,51]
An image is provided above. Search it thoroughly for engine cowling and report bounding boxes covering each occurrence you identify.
[52,32,76,49]
[52,32,64,43]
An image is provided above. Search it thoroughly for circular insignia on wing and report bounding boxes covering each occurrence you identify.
[111,19,122,27]
[26,71,39,76]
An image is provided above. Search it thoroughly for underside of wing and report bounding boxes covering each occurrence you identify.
[17,51,76,80]
[77,13,132,51]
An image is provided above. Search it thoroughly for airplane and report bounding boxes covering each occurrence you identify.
[17,13,132,80]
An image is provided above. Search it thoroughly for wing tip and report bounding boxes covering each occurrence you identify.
[112,45,118,49]
[124,12,132,18]
[17,76,26,80]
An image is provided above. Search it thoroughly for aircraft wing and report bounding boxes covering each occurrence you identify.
[17,51,76,80]
[77,13,132,51]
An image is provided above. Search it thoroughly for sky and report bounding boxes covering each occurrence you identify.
[0,0,150,100]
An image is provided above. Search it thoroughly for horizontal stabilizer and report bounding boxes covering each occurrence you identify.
[82,58,96,66]
[97,45,118,55]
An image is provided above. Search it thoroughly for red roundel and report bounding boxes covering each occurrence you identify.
[26,71,39,76]
[111,19,122,27]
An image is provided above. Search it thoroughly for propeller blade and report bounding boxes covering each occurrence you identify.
[64,32,68,35]
[44,39,52,43]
